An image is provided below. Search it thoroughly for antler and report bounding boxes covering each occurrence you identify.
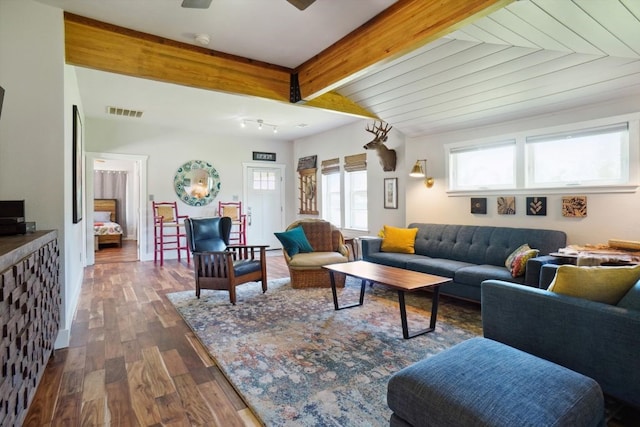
[365,120,393,140]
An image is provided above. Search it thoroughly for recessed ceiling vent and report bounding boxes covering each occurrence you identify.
[106,106,144,118]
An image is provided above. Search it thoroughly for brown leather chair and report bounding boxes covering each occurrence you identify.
[281,219,350,289]
[184,217,268,304]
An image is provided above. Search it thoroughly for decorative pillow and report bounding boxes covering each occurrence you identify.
[509,249,539,277]
[505,244,532,269]
[380,225,418,254]
[94,211,111,222]
[274,226,314,257]
[548,264,640,305]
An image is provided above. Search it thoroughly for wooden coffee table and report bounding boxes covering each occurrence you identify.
[323,261,452,339]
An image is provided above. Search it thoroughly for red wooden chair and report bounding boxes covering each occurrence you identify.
[152,201,190,266]
[218,201,247,245]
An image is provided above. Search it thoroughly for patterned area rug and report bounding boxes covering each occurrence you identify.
[167,277,482,427]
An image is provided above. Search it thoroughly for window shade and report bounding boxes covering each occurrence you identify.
[321,158,340,175]
[344,153,367,172]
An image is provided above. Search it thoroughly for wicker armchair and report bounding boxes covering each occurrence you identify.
[282,219,350,289]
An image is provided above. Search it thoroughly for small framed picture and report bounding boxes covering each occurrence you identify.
[470,197,487,214]
[526,197,547,216]
[384,178,398,209]
[497,196,516,215]
[562,196,587,217]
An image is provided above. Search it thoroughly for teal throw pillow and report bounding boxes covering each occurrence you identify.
[274,226,314,257]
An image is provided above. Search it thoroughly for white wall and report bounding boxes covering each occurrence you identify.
[406,96,640,245]
[293,120,407,237]
[85,117,294,259]
[0,1,83,348]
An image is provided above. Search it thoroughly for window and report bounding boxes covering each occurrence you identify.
[344,170,367,230]
[321,173,341,227]
[447,119,631,192]
[319,154,368,231]
[252,170,276,190]
[449,141,516,191]
[526,123,629,187]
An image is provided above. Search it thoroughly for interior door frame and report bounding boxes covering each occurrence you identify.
[85,152,149,265]
[242,162,286,245]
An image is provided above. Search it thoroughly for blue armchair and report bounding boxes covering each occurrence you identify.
[481,278,640,408]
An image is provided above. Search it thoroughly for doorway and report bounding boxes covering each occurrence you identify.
[86,152,149,265]
[243,163,285,249]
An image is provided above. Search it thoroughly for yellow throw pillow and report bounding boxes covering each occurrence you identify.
[548,264,640,305]
[380,225,418,254]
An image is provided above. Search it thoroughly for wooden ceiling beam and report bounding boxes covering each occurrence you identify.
[295,0,514,100]
[64,13,293,103]
[63,0,513,119]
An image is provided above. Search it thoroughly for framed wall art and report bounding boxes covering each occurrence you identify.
[72,105,83,224]
[562,196,587,217]
[497,196,516,215]
[526,197,547,216]
[384,178,398,209]
[470,197,487,214]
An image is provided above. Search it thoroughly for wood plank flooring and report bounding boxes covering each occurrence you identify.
[24,249,288,426]
[22,245,640,426]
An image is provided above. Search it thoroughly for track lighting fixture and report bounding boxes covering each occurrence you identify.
[241,118,279,133]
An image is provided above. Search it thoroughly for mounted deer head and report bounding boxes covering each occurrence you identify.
[363,120,396,172]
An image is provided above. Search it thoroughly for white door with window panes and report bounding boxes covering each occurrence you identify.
[244,164,285,248]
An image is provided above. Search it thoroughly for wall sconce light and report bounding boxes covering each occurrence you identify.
[410,159,434,188]
[241,118,279,133]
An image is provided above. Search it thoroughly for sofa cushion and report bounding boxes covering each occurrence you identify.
[409,223,566,267]
[363,252,422,269]
[617,280,640,310]
[381,225,418,254]
[406,258,474,279]
[274,226,314,257]
[549,264,640,305]
[456,264,524,287]
[287,251,348,269]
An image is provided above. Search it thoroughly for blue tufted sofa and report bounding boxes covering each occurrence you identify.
[482,276,640,409]
[361,223,566,302]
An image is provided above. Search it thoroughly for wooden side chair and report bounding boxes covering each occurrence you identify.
[218,201,247,245]
[184,216,268,304]
[152,201,190,266]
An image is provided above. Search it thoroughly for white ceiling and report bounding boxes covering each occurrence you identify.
[37,0,640,140]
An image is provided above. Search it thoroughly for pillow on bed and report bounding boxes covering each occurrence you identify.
[94,211,111,222]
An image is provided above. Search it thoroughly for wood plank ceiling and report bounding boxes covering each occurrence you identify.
[60,0,640,138]
[63,0,513,121]
[339,0,640,136]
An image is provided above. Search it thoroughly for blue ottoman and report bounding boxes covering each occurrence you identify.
[387,337,604,427]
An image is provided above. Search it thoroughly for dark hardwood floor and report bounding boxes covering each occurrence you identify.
[24,249,288,426]
[23,246,639,426]
[95,239,138,264]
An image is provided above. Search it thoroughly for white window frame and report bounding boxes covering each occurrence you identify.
[449,140,517,191]
[445,115,638,195]
[321,173,341,228]
[525,123,629,188]
[344,170,368,231]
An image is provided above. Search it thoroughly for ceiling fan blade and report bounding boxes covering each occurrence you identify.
[286,0,316,11]
[181,0,212,9]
